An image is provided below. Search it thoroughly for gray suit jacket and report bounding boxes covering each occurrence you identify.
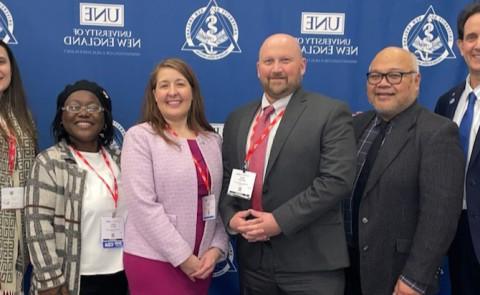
[219,88,356,272]
[353,103,464,294]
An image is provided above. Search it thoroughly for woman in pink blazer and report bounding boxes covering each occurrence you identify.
[121,58,228,295]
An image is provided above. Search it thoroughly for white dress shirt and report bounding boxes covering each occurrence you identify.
[245,93,292,177]
[452,76,480,209]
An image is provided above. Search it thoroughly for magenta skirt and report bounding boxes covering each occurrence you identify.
[124,252,212,295]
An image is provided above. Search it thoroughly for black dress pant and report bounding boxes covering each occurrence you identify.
[345,246,362,295]
[80,270,128,295]
[240,241,344,295]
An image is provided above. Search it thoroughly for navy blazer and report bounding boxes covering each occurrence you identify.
[435,82,480,262]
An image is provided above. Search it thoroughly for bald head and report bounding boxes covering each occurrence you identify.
[367,47,421,121]
[257,34,306,102]
[369,47,419,73]
[259,34,303,60]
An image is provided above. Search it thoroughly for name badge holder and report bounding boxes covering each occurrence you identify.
[227,108,285,199]
[101,215,124,248]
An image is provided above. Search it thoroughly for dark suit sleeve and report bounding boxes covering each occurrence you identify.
[402,120,464,285]
[273,102,356,236]
[219,112,241,230]
[434,93,447,116]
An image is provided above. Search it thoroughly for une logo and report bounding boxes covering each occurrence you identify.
[301,12,345,35]
[80,3,124,27]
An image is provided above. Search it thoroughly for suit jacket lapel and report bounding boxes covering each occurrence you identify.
[237,102,261,167]
[265,89,307,178]
[445,82,480,170]
[446,83,464,119]
[470,131,480,169]
[363,104,419,196]
[354,111,376,141]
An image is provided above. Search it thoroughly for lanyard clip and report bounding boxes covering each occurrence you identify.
[243,161,248,173]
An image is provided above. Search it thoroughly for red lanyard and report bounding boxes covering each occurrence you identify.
[244,108,285,168]
[192,157,211,194]
[166,126,211,193]
[167,127,211,193]
[71,146,119,208]
[7,134,16,176]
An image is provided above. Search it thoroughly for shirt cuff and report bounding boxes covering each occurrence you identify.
[399,275,427,294]
[226,226,239,235]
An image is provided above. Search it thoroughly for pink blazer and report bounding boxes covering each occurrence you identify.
[121,123,228,267]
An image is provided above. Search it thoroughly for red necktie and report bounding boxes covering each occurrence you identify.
[249,105,275,211]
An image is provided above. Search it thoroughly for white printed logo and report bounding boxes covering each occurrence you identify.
[182,0,241,60]
[112,120,126,149]
[80,3,124,27]
[301,12,345,35]
[213,241,237,277]
[211,123,224,137]
[0,2,17,44]
[402,6,455,67]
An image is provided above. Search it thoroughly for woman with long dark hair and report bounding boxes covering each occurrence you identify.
[0,40,37,294]
[122,58,228,294]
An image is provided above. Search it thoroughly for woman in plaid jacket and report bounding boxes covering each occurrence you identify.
[25,80,128,295]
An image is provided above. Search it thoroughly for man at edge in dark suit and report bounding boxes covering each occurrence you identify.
[219,33,356,295]
[345,47,464,295]
[435,3,480,294]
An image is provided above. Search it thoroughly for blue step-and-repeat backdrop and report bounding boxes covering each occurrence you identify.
[1,0,473,294]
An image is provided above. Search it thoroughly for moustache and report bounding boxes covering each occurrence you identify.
[268,74,287,80]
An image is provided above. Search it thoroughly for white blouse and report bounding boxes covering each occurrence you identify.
[72,149,125,275]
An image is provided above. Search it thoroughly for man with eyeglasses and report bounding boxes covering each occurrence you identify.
[435,3,480,294]
[344,46,464,295]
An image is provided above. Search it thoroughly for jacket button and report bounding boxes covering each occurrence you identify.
[362,245,369,251]
[361,217,368,224]
[469,179,477,186]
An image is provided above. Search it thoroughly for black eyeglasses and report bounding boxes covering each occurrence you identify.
[62,104,104,113]
[366,71,417,85]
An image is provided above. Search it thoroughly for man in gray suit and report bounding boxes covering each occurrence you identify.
[219,33,356,294]
[344,47,464,295]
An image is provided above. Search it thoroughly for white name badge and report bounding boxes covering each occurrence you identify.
[1,187,25,209]
[202,194,216,221]
[227,169,256,200]
[101,216,124,249]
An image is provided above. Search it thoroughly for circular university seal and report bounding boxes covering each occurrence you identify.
[213,241,236,277]
[112,120,126,149]
[184,5,240,60]
[402,11,454,67]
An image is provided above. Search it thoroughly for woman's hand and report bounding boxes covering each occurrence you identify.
[179,254,201,282]
[191,247,222,280]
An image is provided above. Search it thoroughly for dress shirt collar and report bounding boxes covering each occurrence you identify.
[465,74,480,97]
[260,93,292,114]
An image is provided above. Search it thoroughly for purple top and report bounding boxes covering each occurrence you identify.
[187,139,210,256]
